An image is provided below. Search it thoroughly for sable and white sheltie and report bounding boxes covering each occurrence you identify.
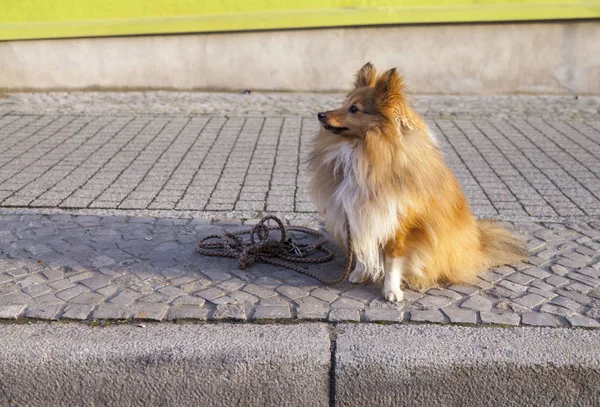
[309,63,528,302]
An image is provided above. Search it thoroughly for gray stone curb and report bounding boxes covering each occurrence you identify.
[335,324,600,406]
[0,322,330,407]
[1,322,600,406]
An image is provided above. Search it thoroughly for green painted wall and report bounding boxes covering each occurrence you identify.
[1,0,599,41]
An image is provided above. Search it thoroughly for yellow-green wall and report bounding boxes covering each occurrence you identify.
[1,0,599,41]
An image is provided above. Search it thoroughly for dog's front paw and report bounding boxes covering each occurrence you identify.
[349,265,367,284]
[383,286,404,302]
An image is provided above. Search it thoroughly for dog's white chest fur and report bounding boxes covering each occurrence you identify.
[320,143,403,280]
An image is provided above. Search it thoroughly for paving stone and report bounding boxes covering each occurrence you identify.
[56,285,88,301]
[585,308,600,319]
[252,305,292,320]
[521,312,560,327]
[521,267,552,279]
[229,290,259,305]
[496,300,529,313]
[252,276,283,287]
[138,293,170,303]
[497,280,528,294]
[490,266,516,277]
[363,308,404,322]
[201,268,232,282]
[90,255,115,268]
[506,272,536,285]
[410,309,445,323]
[0,292,30,305]
[328,308,361,322]
[566,315,600,328]
[69,271,96,283]
[21,284,51,298]
[554,289,591,306]
[243,284,276,299]
[196,287,225,301]
[130,303,169,321]
[61,304,94,319]
[25,304,63,320]
[527,287,557,300]
[92,304,128,319]
[109,290,142,306]
[479,270,504,283]
[590,288,600,300]
[80,275,112,289]
[480,311,520,326]
[212,303,247,320]
[259,296,290,307]
[71,292,105,305]
[158,285,186,299]
[171,295,206,306]
[276,285,309,300]
[441,308,477,324]
[426,288,463,300]
[539,304,577,317]
[167,306,209,321]
[568,272,599,288]
[19,275,46,288]
[460,295,493,312]
[342,288,378,302]
[565,282,593,294]
[545,275,569,287]
[295,304,328,320]
[550,295,584,310]
[529,280,554,291]
[513,293,546,309]
[416,295,453,310]
[311,288,339,302]
[42,268,64,281]
[0,304,27,319]
[331,298,365,309]
[96,285,119,297]
[550,265,570,276]
[448,284,479,298]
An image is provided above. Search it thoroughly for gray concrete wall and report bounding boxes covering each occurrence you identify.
[0,21,598,94]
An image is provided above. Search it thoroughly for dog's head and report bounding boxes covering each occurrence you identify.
[317,63,416,140]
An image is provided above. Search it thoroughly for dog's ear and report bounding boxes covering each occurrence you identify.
[375,68,418,129]
[353,62,377,89]
[374,68,404,99]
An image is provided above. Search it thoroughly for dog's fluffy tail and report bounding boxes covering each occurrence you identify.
[478,220,528,268]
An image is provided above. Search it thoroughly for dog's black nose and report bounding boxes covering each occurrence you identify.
[317,112,326,121]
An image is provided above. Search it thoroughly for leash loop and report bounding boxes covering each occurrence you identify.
[197,215,353,285]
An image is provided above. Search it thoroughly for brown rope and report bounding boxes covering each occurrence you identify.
[197,215,353,285]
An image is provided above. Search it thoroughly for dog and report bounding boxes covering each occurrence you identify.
[308,63,528,301]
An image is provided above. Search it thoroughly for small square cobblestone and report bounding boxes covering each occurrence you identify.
[480,311,520,326]
[213,303,247,320]
[410,310,445,323]
[167,306,209,321]
[328,309,361,322]
[252,305,292,320]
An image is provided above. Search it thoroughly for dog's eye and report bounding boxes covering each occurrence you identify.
[349,105,359,114]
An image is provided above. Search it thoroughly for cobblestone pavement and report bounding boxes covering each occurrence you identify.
[0,92,599,326]
[0,214,599,327]
[0,113,599,221]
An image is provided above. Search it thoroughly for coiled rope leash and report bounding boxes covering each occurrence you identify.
[197,215,353,285]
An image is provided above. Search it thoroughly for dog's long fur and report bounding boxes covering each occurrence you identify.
[309,63,527,300]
